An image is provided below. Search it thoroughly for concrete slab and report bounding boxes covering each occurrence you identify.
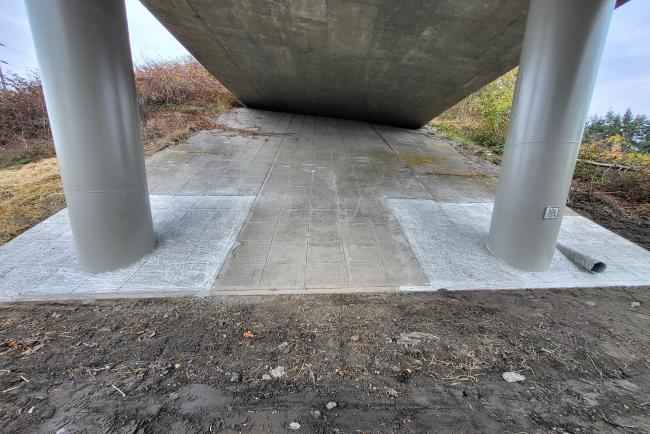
[0,108,648,301]
[0,195,253,301]
[389,200,650,291]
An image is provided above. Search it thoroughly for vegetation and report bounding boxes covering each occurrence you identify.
[583,109,650,153]
[0,58,235,244]
[432,69,517,161]
[0,73,53,167]
[432,69,650,246]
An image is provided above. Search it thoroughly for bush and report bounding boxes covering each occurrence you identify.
[0,74,54,165]
[579,139,650,169]
[574,136,650,210]
[0,58,234,167]
[435,69,517,152]
[134,58,235,111]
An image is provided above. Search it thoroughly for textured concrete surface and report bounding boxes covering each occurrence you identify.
[0,108,648,301]
[390,200,650,291]
[141,0,528,127]
[0,195,253,300]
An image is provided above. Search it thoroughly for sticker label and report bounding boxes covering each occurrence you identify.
[543,207,560,219]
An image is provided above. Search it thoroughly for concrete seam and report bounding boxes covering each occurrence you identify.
[258,114,303,288]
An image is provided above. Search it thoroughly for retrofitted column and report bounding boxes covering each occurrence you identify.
[25,0,155,272]
[487,0,615,271]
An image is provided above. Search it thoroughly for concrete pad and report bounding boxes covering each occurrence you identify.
[0,195,253,301]
[1,108,648,301]
[388,199,650,291]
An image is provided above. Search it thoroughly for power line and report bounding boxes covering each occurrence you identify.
[0,41,31,58]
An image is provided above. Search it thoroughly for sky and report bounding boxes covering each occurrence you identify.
[1,0,649,117]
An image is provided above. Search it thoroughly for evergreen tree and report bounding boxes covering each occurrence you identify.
[583,109,650,153]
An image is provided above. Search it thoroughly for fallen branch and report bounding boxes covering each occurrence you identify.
[2,375,29,393]
[111,383,126,398]
[577,159,634,171]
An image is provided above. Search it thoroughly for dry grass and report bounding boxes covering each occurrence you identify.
[135,59,234,110]
[141,110,221,157]
[0,159,64,244]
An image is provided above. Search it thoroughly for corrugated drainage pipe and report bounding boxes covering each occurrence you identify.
[557,244,607,273]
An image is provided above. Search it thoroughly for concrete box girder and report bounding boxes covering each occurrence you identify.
[141,0,528,128]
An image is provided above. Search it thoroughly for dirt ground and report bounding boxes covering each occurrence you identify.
[568,190,650,251]
[1,289,649,433]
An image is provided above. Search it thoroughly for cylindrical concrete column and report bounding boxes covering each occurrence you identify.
[487,0,615,271]
[26,0,155,272]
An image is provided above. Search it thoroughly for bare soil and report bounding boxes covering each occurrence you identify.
[1,289,649,433]
[568,189,650,251]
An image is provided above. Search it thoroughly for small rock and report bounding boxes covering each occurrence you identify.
[386,388,399,398]
[584,301,596,307]
[262,374,272,381]
[230,372,242,383]
[502,372,526,383]
[288,422,300,431]
[326,401,337,410]
[168,392,179,400]
[270,366,286,379]
[350,335,360,342]
[276,342,290,353]
[51,312,61,319]
[397,332,439,346]
[631,301,641,307]
[310,409,321,419]
[614,379,640,392]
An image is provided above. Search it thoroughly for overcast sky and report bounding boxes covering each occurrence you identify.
[1,0,648,117]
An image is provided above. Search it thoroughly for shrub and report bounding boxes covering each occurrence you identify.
[134,58,235,111]
[0,58,234,167]
[435,68,517,152]
[574,136,650,210]
[0,73,54,165]
[579,139,650,169]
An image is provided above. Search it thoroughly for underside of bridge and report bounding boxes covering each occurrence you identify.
[141,0,529,129]
[23,0,625,275]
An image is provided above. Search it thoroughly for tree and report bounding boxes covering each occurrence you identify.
[583,109,650,153]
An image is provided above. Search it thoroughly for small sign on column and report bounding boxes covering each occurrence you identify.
[543,207,560,219]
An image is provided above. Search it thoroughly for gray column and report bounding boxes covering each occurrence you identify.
[26,0,155,273]
[487,0,615,271]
